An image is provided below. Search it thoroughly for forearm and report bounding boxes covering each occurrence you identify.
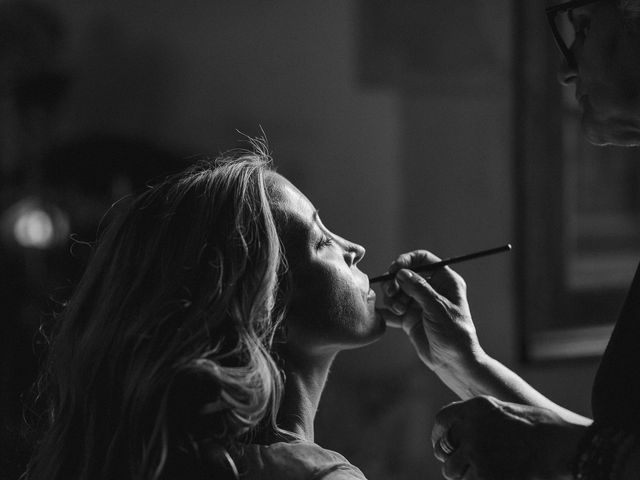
[435,352,592,426]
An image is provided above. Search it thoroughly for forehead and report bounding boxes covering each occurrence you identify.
[267,173,313,214]
[267,172,313,210]
[266,172,317,245]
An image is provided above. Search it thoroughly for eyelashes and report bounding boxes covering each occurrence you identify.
[316,236,334,249]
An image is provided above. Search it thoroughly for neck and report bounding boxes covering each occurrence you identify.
[276,346,336,443]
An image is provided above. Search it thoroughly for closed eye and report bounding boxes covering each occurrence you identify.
[316,236,334,249]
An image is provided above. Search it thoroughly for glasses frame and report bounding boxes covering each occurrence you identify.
[545,0,605,68]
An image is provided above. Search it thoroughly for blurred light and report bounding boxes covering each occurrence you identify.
[1,197,70,250]
[14,208,54,248]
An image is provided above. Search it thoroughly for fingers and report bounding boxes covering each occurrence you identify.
[382,250,442,297]
[384,249,468,305]
[375,307,402,329]
[433,407,472,480]
[442,450,469,480]
[432,420,471,480]
[381,285,411,315]
[433,424,459,462]
[395,269,445,315]
[389,250,442,274]
[432,401,465,451]
[376,306,421,335]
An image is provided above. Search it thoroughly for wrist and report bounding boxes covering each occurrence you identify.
[436,344,489,379]
[432,346,491,399]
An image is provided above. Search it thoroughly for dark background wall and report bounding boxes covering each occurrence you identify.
[0,1,598,479]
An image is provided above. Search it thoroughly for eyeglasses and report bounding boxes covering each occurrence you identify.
[545,0,606,68]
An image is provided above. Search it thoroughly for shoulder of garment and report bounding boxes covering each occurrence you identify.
[236,440,368,480]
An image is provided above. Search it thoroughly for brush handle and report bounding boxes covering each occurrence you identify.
[369,244,512,284]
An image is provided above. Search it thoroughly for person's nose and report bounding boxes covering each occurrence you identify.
[344,242,366,266]
[558,51,578,86]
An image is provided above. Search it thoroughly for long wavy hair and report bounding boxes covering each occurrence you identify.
[25,143,289,480]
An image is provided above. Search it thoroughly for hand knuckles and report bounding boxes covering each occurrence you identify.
[447,270,466,288]
[413,275,430,289]
[432,416,449,443]
[395,250,442,269]
[395,253,412,265]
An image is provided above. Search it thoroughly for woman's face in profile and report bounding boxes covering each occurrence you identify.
[268,173,384,355]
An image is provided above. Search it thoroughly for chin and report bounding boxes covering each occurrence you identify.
[344,306,386,348]
[581,105,640,147]
[583,125,640,147]
[583,121,631,146]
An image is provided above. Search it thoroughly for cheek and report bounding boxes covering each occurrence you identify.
[286,264,368,342]
[291,264,360,318]
[585,31,640,105]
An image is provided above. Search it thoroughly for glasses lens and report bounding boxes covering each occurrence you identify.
[555,10,575,53]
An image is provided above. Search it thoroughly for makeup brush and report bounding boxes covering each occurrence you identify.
[369,244,512,284]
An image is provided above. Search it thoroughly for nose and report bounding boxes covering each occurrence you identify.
[344,242,366,266]
[558,51,578,86]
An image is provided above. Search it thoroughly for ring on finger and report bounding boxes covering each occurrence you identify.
[439,429,457,456]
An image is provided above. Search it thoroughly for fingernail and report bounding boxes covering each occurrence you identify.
[393,302,406,314]
[397,269,413,281]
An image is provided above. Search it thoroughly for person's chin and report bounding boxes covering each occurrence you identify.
[582,121,615,146]
[361,290,386,339]
[582,118,640,146]
[346,306,386,348]
[367,303,386,338]
[581,99,640,146]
